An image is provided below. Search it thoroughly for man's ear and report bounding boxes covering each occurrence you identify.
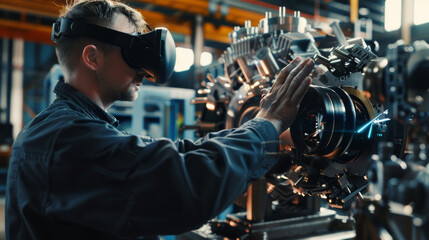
[82,45,101,71]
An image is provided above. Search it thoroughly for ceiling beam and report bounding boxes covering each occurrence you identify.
[0,0,63,17]
[0,19,52,44]
[0,3,234,45]
[0,0,339,45]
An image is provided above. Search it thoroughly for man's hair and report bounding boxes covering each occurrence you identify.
[55,0,147,72]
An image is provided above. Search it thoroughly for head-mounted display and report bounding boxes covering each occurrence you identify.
[51,17,176,84]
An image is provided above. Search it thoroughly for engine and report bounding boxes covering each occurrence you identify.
[186,6,429,240]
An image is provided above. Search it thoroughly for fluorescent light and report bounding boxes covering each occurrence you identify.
[174,47,194,72]
[200,52,213,66]
[385,0,401,31]
[414,0,429,25]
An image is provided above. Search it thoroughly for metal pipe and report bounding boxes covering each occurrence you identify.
[294,11,300,18]
[0,39,4,123]
[6,39,12,124]
[331,21,349,46]
[193,14,204,68]
[191,97,209,104]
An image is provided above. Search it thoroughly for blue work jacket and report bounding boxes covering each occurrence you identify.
[6,79,279,239]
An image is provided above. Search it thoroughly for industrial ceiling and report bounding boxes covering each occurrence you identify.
[0,0,386,45]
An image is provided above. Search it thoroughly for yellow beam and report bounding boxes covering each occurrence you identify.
[0,11,233,45]
[0,19,53,44]
[0,0,234,44]
[350,0,358,23]
[138,9,234,43]
[0,0,334,45]
[225,7,265,27]
[133,0,210,16]
[138,9,191,35]
[0,0,63,17]
[204,23,233,43]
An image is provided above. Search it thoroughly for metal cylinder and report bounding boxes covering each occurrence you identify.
[255,47,280,78]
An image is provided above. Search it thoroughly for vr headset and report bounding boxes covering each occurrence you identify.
[51,17,176,84]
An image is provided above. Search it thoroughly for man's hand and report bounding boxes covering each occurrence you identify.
[256,57,315,134]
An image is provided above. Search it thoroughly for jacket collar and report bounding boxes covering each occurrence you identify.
[54,79,119,127]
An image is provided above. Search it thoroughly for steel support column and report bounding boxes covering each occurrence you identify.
[0,39,12,124]
[401,0,413,45]
[193,14,204,69]
[6,39,12,124]
[10,39,24,138]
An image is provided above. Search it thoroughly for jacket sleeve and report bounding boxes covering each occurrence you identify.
[46,117,279,237]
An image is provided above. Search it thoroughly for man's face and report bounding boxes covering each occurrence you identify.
[97,14,143,102]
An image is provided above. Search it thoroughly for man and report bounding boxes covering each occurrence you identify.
[6,0,314,239]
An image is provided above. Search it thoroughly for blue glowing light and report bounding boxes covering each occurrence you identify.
[356,110,390,139]
[374,118,391,123]
[368,124,373,139]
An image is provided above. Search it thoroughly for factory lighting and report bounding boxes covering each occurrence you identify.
[174,48,213,71]
[414,0,429,25]
[174,47,194,72]
[384,0,401,31]
[200,52,213,66]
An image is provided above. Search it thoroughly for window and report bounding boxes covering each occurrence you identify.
[174,48,214,71]
[200,52,213,66]
[385,0,402,31]
[174,47,194,72]
[413,0,429,25]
